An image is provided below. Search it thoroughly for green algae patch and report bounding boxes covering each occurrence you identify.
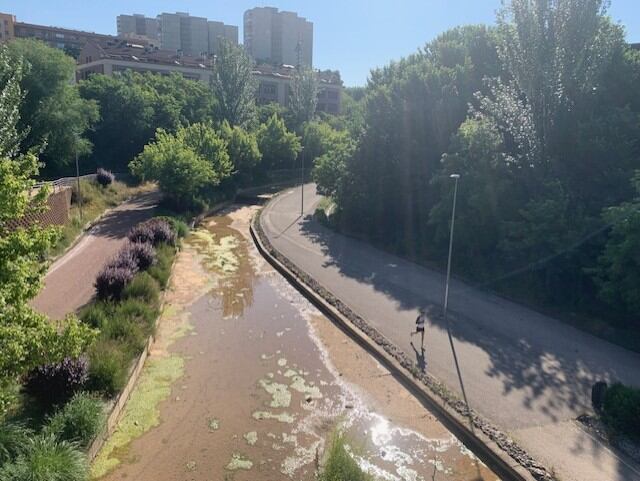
[244,431,258,446]
[252,410,295,424]
[277,358,287,367]
[191,230,240,275]
[225,453,253,471]
[91,355,185,479]
[259,378,291,408]
[290,374,323,400]
[208,417,220,431]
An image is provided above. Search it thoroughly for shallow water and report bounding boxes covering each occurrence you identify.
[97,207,499,481]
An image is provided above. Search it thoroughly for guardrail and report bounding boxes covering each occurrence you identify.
[32,174,98,193]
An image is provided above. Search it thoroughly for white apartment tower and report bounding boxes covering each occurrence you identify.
[244,7,313,67]
[116,12,238,56]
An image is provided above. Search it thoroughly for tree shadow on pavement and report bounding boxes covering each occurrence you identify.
[90,191,161,240]
[296,213,640,474]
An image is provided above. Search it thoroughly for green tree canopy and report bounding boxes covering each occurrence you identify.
[0,46,95,384]
[210,39,257,127]
[130,123,232,210]
[219,121,262,180]
[256,114,302,170]
[289,67,319,132]
[79,71,215,173]
[6,39,99,177]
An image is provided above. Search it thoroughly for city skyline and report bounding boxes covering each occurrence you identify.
[5,0,640,86]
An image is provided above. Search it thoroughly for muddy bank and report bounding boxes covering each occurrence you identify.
[94,205,499,481]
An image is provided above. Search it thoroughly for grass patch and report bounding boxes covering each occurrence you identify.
[147,244,177,289]
[49,179,154,258]
[44,393,105,448]
[319,433,372,481]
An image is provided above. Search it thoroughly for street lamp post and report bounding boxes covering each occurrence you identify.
[75,133,83,222]
[300,147,305,217]
[442,173,473,429]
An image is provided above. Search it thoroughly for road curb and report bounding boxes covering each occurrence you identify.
[250,203,554,481]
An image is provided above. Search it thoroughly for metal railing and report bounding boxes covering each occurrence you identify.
[32,174,98,192]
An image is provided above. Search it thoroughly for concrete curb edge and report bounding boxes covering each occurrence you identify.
[250,202,555,481]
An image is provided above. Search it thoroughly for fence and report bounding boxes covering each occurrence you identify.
[32,174,98,193]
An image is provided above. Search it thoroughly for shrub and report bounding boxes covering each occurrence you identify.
[99,310,147,355]
[602,383,640,440]
[95,265,136,300]
[24,357,89,408]
[127,222,155,244]
[147,244,175,288]
[96,168,115,187]
[105,248,139,272]
[0,422,33,465]
[147,219,176,246]
[319,434,371,481]
[87,340,129,396]
[122,272,160,305]
[0,435,88,481]
[79,301,112,329]
[123,241,156,270]
[114,298,158,331]
[45,392,105,448]
[155,215,189,238]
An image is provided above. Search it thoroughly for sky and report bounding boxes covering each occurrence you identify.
[4,1,640,86]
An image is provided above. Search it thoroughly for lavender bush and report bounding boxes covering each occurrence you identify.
[95,266,136,300]
[127,223,155,244]
[123,241,156,270]
[24,356,89,407]
[96,168,115,187]
[147,219,176,246]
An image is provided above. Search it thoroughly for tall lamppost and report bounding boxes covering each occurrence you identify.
[442,173,473,429]
[75,132,83,222]
[300,146,305,217]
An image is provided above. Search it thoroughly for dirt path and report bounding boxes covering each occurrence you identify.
[32,190,161,320]
[93,204,499,481]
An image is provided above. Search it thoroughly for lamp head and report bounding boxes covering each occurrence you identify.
[450,173,460,179]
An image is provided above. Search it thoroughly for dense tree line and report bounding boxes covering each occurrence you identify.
[314,0,640,328]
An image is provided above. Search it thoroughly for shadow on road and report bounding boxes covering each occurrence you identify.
[293,212,640,479]
[91,191,161,240]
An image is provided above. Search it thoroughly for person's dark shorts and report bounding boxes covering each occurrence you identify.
[416,326,425,332]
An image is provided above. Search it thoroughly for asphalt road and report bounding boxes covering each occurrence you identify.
[260,184,640,481]
[32,190,160,320]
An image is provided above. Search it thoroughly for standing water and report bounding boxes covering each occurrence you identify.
[94,205,499,481]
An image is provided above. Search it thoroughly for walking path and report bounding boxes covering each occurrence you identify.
[92,204,498,481]
[32,190,161,319]
[259,184,640,481]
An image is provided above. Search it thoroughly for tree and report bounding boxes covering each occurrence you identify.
[594,173,640,319]
[210,39,257,127]
[6,39,98,177]
[219,121,261,180]
[0,46,95,384]
[289,67,318,132]
[130,123,232,210]
[256,114,301,170]
[79,71,215,172]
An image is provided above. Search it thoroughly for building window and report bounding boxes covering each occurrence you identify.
[55,33,64,39]
[327,90,338,100]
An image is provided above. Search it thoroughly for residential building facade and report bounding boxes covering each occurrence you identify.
[244,7,313,67]
[116,12,238,57]
[116,14,160,43]
[76,39,213,84]
[0,11,114,54]
[253,64,342,114]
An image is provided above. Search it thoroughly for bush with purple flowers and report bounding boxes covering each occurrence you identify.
[123,241,156,270]
[24,357,89,407]
[106,249,139,272]
[96,168,115,187]
[147,219,176,246]
[95,266,136,300]
[127,223,155,244]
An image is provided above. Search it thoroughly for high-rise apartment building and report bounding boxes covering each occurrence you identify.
[244,7,313,67]
[116,12,238,56]
[116,14,160,43]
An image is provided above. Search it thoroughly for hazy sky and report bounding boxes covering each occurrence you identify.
[6,1,640,86]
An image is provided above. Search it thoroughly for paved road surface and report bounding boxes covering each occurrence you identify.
[32,191,160,319]
[260,184,640,481]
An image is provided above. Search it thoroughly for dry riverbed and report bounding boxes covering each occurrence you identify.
[93,204,499,481]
